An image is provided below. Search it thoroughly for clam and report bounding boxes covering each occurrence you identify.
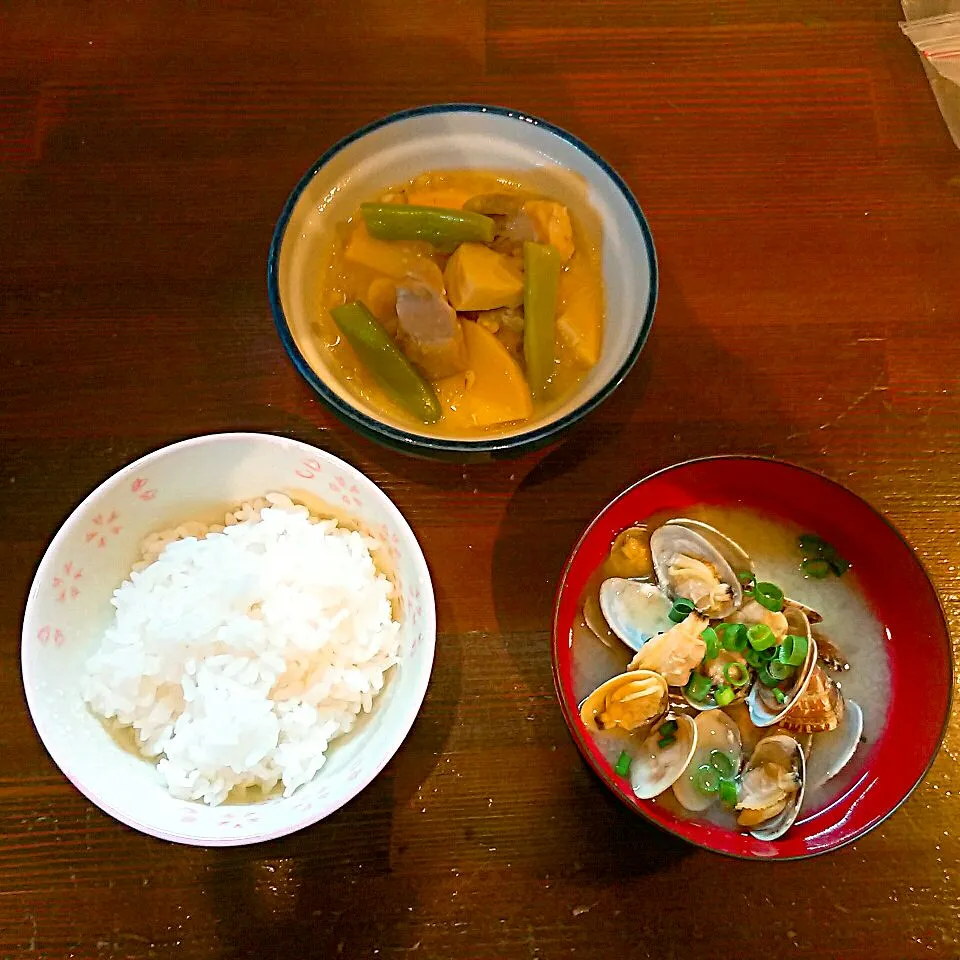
[673,710,742,812]
[583,591,620,649]
[631,714,698,800]
[606,526,654,579]
[729,599,788,642]
[811,627,850,672]
[746,605,818,728]
[650,525,742,619]
[683,648,753,712]
[780,665,844,734]
[599,578,674,653]
[736,734,806,841]
[803,700,863,791]
[664,518,752,574]
[782,596,823,625]
[579,670,668,735]
[628,611,708,686]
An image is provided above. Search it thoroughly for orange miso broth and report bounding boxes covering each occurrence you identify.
[310,170,605,438]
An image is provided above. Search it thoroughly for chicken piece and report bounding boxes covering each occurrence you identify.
[444,243,524,311]
[522,200,575,262]
[394,282,468,380]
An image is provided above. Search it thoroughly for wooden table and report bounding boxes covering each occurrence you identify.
[2,2,959,957]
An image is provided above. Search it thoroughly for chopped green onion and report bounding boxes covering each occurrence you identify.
[800,557,832,579]
[694,764,721,795]
[829,556,851,576]
[715,685,735,707]
[709,750,735,778]
[779,633,810,667]
[767,658,794,681]
[744,647,765,669]
[753,581,784,613]
[723,661,751,688]
[747,624,777,651]
[758,644,778,662]
[720,623,748,652]
[685,673,712,702]
[659,720,679,737]
[668,597,696,623]
[718,778,739,806]
[737,570,756,589]
[701,626,720,660]
[758,665,779,687]
[614,750,631,777]
[798,534,829,557]
[658,735,676,750]
[773,687,787,705]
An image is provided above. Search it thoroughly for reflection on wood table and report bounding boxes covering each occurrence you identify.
[1,1,958,958]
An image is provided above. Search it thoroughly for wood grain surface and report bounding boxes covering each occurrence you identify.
[2,1,959,957]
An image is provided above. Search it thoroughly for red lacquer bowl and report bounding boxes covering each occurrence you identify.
[552,457,953,860]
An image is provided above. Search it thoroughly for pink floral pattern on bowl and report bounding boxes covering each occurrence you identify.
[21,433,436,847]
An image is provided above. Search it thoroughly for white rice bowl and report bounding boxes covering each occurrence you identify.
[22,434,435,846]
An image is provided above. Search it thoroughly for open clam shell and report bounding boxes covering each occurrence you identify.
[747,606,818,728]
[599,578,674,653]
[631,715,698,800]
[583,591,620,649]
[650,525,742,619]
[804,700,863,791]
[672,710,742,812]
[579,669,668,735]
[664,518,752,574]
[739,734,806,841]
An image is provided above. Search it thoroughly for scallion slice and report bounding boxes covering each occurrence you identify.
[659,719,679,737]
[767,658,794,681]
[685,673,712,702]
[718,778,739,806]
[737,570,756,590]
[668,597,696,623]
[658,735,676,750]
[747,624,776,651]
[720,623,748,652]
[773,687,787,705]
[615,750,631,777]
[709,750,735,778]
[700,626,720,661]
[780,633,809,667]
[715,684,735,707]
[753,581,784,613]
[694,764,721,795]
[723,661,751,688]
[758,665,779,687]
[800,557,832,579]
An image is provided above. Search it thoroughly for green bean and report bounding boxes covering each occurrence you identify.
[360,204,495,247]
[522,242,561,397]
[330,302,442,424]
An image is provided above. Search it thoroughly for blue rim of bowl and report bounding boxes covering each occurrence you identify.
[267,102,658,456]
[550,454,954,861]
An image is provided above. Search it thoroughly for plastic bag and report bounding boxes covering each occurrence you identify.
[901,0,960,148]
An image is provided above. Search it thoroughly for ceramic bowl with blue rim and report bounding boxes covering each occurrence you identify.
[268,104,657,461]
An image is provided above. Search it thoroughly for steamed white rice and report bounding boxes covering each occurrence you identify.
[81,493,401,805]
